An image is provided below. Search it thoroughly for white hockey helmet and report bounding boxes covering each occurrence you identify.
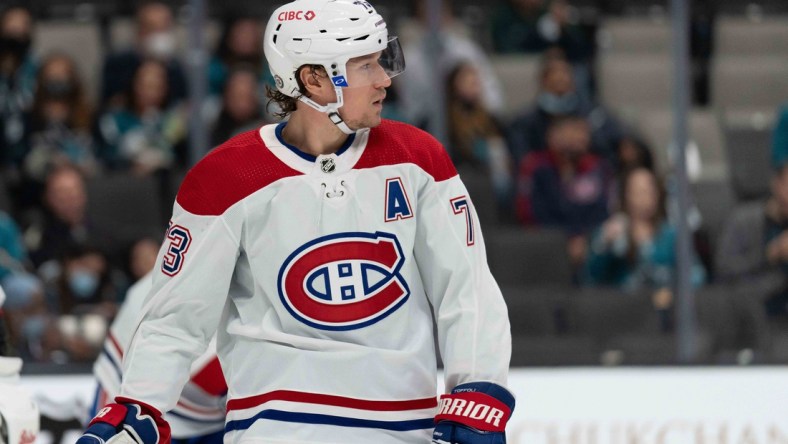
[264,0,405,133]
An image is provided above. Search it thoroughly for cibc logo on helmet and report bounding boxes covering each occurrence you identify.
[278,10,316,21]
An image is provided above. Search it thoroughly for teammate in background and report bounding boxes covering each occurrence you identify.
[0,286,40,444]
[89,272,226,444]
[78,0,513,443]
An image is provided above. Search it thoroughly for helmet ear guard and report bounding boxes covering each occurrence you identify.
[264,0,405,134]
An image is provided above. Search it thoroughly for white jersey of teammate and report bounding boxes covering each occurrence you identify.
[0,287,39,444]
[92,273,226,438]
[120,120,511,443]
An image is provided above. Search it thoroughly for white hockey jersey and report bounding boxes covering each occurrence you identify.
[120,120,511,443]
[93,273,226,438]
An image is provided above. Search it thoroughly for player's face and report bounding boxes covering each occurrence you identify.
[339,51,391,129]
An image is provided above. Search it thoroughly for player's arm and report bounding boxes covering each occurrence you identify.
[79,168,243,444]
[413,148,514,444]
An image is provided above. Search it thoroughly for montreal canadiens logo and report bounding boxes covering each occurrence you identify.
[278,231,410,330]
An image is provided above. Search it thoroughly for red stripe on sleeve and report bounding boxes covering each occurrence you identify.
[108,333,123,358]
[227,390,437,412]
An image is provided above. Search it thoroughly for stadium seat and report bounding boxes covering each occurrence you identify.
[723,120,774,202]
[711,56,788,110]
[510,334,601,366]
[565,287,659,342]
[598,53,672,112]
[597,17,671,54]
[563,286,724,365]
[635,108,728,183]
[691,179,736,248]
[605,331,715,365]
[500,284,572,336]
[715,17,788,57]
[486,227,573,286]
[456,165,498,229]
[489,55,541,115]
[695,285,769,360]
[86,172,166,258]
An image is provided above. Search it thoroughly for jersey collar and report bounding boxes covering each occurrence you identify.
[274,122,356,162]
[261,123,369,175]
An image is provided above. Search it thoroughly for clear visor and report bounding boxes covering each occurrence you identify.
[332,36,406,89]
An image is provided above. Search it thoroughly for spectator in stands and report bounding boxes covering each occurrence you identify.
[100,1,186,109]
[396,0,505,130]
[607,133,655,211]
[582,167,706,292]
[506,54,622,165]
[0,6,37,170]
[773,104,788,169]
[716,163,788,317]
[39,243,117,362]
[445,62,513,209]
[490,0,547,54]
[0,210,47,357]
[515,115,613,266]
[210,67,266,148]
[23,53,98,184]
[97,59,187,174]
[491,0,595,99]
[26,165,100,268]
[492,0,592,59]
[208,16,269,97]
[127,237,159,283]
[615,134,654,176]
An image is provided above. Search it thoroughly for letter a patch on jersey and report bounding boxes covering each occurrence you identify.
[384,178,413,222]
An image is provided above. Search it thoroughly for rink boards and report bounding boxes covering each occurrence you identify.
[20,367,788,444]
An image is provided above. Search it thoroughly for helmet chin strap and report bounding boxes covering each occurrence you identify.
[298,87,365,135]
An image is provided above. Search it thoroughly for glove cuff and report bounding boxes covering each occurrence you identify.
[435,382,515,433]
[88,403,129,428]
[115,397,172,444]
[115,397,165,420]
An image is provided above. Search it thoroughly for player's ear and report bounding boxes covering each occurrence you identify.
[299,65,332,101]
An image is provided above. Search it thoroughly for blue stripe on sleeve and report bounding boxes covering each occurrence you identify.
[225,410,434,433]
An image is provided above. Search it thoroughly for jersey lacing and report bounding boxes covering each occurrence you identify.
[321,180,347,199]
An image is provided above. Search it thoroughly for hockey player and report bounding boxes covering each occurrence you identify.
[89,273,226,444]
[0,287,40,444]
[77,0,514,443]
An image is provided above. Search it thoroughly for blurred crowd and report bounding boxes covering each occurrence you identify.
[0,0,786,365]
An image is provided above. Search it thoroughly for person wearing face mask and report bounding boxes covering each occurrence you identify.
[39,243,118,363]
[0,6,37,173]
[506,54,623,166]
[516,115,614,269]
[100,1,186,110]
[22,53,98,189]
